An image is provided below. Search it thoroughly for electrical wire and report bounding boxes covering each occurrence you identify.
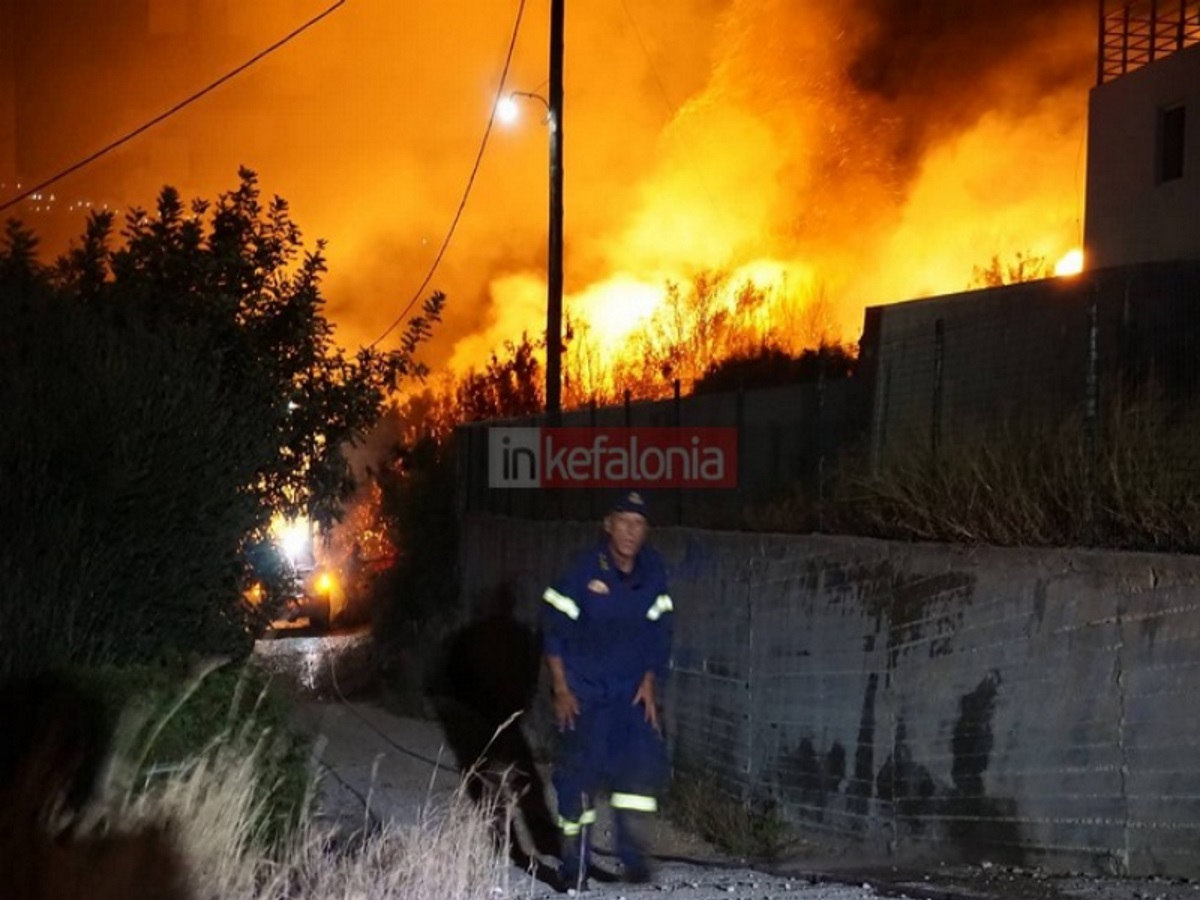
[0,0,347,215]
[368,0,528,349]
[328,652,462,777]
[617,0,682,125]
[616,0,721,217]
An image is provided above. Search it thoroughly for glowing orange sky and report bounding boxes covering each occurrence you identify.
[4,0,1095,375]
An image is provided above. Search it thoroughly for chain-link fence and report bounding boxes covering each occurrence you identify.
[458,260,1200,542]
[455,375,867,530]
[856,260,1200,550]
[862,260,1200,465]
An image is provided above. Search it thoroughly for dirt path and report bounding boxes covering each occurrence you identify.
[288,695,1198,900]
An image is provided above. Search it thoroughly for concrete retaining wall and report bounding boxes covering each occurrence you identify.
[459,513,1200,877]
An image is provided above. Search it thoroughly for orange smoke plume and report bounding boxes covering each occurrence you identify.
[5,0,1095,380]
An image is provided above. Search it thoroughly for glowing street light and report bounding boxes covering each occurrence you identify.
[548,0,564,418]
[497,90,552,125]
[496,95,521,125]
[496,0,564,417]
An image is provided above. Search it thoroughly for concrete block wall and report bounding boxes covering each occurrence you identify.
[459,513,1200,877]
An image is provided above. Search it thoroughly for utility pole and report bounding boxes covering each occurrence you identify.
[546,0,564,417]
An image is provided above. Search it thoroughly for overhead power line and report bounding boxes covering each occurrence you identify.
[618,0,681,123]
[617,0,721,217]
[0,0,347,215]
[369,0,528,349]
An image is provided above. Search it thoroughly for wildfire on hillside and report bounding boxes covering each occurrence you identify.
[7,0,1095,383]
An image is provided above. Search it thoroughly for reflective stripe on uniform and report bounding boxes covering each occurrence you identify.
[646,594,673,621]
[557,808,597,835]
[543,587,581,620]
[559,818,580,836]
[611,792,658,812]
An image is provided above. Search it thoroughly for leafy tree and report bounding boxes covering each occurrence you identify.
[0,237,273,673]
[52,168,444,528]
[562,313,611,408]
[364,411,460,705]
[0,171,441,674]
[379,382,460,447]
[454,333,543,422]
[621,271,744,396]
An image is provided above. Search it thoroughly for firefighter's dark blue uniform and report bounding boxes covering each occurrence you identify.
[542,537,673,883]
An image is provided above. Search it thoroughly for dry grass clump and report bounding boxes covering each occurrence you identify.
[824,397,1200,551]
[77,671,514,900]
[666,772,793,862]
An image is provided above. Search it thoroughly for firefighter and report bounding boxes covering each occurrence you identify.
[541,490,674,890]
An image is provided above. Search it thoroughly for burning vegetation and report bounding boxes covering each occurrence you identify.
[6,0,1094,385]
[0,0,1110,656]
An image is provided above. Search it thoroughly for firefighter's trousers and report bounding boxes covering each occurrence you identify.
[553,694,668,879]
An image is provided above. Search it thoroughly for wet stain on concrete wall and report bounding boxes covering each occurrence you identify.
[885,571,975,670]
[944,670,1023,864]
[848,672,878,818]
[790,738,847,822]
[876,718,937,829]
[875,671,1022,863]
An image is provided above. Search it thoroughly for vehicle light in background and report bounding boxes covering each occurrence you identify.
[271,515,312,564]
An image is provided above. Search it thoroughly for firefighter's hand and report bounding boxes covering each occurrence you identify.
[552,683,580,731]
[633,672,659,733]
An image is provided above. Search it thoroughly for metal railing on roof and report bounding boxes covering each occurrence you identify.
[1099,0,1200,83]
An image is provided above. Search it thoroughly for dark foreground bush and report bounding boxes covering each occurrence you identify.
[0,288,271,679]
[89,660,311,846]
[371,436,461,711]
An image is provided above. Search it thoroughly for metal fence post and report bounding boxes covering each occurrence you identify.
[932,318,945,458]
[816,350,826,532]
[736,380,745,528]
[505,425,514,519]
[1084,290,1100,538]
[588,398,598,520]
[674,378,683,526]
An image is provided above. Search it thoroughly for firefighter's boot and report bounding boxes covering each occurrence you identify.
[614,809,654,884]
[557,831,590,893]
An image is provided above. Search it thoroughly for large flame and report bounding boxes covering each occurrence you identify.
[6,0,1097,385]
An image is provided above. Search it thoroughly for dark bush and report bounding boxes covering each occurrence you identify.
[693,343,856,395]
[0,288,272,678]
[370,436,460,709]
[89,661,311,846]
[0,172,441,678]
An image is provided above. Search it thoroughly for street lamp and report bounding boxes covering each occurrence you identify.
[498,2,564,417]
[547,0,564,418]
[499,87,563,417]
[497,91,549,125]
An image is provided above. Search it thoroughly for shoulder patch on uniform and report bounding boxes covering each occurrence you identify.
[587,578,610,595]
